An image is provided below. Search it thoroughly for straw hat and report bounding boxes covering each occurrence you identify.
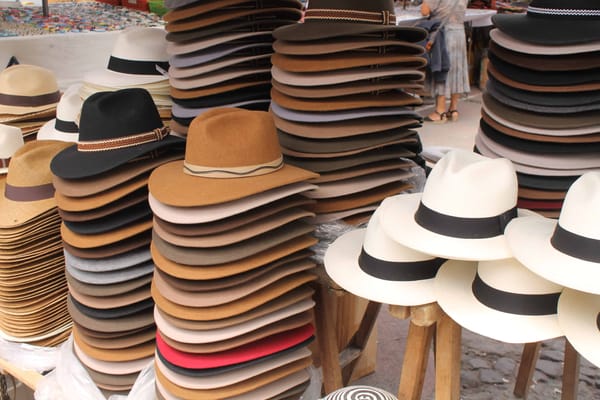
[37,84,83,143]
[149,108,317,207]
[324,206,445,306]
[506,172,600,294]
[0,64,60,115]
[0,140,71,228]
[0,124,24,175]
[435,258,563,343]
[378,150,519,261]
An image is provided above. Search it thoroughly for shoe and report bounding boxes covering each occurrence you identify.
[424,110,447,124]
[447,109,459,122]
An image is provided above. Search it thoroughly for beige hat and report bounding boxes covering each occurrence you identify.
[0,64,60,116]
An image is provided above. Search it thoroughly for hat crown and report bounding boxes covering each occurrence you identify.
[111,27,168,62]
[305,0,395,14]
[0,64,59,96]
[364,205,434,262]
[421,150,518,218]
[0,124,24,158]
[529,0,600,12]
[78,88,163,143]
[558,172,600,240]
[185,108,283,174]
[478,258,563,295]
[56,84,83,123]
[7,141,70,187]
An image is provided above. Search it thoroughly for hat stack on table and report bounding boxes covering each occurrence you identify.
[148,108,319,399]
[0,139,73,347]
[0,64,61,140]
[474,0,600,218]
[163,0,304,137]
[269,0,429,225]
[50,88,185,392]
[80,27,173,121]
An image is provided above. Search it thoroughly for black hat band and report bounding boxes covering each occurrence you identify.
[107,56,169,76]
[550,223,600,263]
[358,247,445,281]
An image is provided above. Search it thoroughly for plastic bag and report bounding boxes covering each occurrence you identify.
[108,360,155,400]
[0,337,59,374]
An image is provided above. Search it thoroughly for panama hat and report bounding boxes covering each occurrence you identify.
[149,108,317,207]
[273,37,425,56]
[37,84,82,143]
[435,258,563,344]
[557,288,600,368]
[0,124,23,175]
[379,150,520,261]
[273,0,426,42]
[492,0,600,46]
[84,27,168,87]
[325,205,445,306]
[506,172,600,295]
[0,141,71,228]
[50,88,184,179]
[0,64,60,116]
[321,386,398,400]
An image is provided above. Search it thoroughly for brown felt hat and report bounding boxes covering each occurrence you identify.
[74,323,155,350]
[0,140,71,228]
[273,37,425,56]
[153,258,314,307]
[60,219,152,249]
[170,78,271,100]
[73,340,153,375]
[518,186,566,201]
[149,108,317,207]
[270,88,422,112]
[271,52,426,73]
[169,67,271,90]
[67,295,154,333]
[73,327,155,362]
[66,269,152,298]
[61,231,151,260]
[151,271,316,321]
[281,135,417,159]
[271,111,420,139]
[58,190,147,222]
[153,207,314,248]
[68,282,151,309]
[164,0,301,22]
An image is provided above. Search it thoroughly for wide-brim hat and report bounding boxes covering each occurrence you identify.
[84,27,169,87]
[170,78,271,100]
[64,202,151,235]
[0,64,61,115]
[435,259,563,344]
[273,0,426,42]
[0,124,24,175]
[172,99,271,119]
[50,88,184,180]
[64,246,151,272]
[379,150,521,261]
[506,172,600,294]
[557,288,600,368]
[273,37,425,56]
[73,340,154,375]
[164,0,302,23]
[168,53,271,79]
[36,84,83,143]
[165,19,292,44]
[169,40,272,68]
[324,206,445,306]
[149,109,317,208]
[271,52,426,73]
[0,140,71,228]
[492,0,600,46]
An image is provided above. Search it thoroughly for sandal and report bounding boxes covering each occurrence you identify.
[424,110,447,124]
[447,109,459,122]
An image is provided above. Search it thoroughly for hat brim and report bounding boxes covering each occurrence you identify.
[65,259,153,285]
[558,288,600,367]
[73,339,153,375]
[273,37,425,56]
[324,229,438,306]
[379,193,516,261]
[273,21,426,43]
[0,102,58,116]
[271,102,421,124]
[64,246,151,272]
[36,119,78,143]
[490,28,600,56]
[50,136,184,179]
[435,260,562,343]
[506,216,600,295]
[492,14,600,46]
[84,69,168,88]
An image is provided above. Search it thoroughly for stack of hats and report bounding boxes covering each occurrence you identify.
[148,108,319,399]
[269,0,429,225]
[0,124,24,179]
[474,0,600,218]
[326,150,564,347]
[37,84,83,143]
[50,88,185,392]
[506,171,600,367]
[0,139,73,347]
[0,64,61,140]
[163,0,304,136]
[80,27,172,121]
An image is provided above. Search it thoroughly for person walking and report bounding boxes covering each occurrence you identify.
[421,0,471,123]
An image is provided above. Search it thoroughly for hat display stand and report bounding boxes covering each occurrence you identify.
[49,88,185,393]
[473,0,600,219]
[162,0,303,137]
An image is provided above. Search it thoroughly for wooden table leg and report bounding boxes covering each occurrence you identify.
[562,339,580,400]
[435,311,462,400]
[397,320,435,400]
[513,342,541,399]
[314,283,343,393]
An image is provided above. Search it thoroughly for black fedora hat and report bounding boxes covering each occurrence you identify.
[51,88,184,180]
[492,0,600,45]
[273,0,427,43]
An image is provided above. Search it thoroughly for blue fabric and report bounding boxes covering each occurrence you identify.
[417,19,450,84]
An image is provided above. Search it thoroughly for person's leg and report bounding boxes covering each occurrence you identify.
[447,93,461,121]
[426,95,447,122]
